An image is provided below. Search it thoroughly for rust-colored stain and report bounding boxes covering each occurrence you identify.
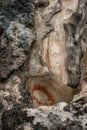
[31,84,55,106]
[45,38,51,68]
[45,49,51,68]
[52,52,60,57]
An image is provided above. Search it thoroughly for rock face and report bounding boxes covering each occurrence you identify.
[0,0,35,80]
[1,86,87,130]
[0,0,87,130]
[28,75,73,107]
[28,0,84,106]
[0,21,34,79]
[34,0,81,87]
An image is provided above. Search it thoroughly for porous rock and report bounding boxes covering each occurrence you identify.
[0,0,87,130]
[0,22,34,80]
[0,0,35,80]
[1,86,87,130]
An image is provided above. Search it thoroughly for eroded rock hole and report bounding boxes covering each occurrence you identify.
[27,76,74,107]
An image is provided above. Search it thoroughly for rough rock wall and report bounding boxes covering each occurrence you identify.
[28,0,83,106]
[1,85,87,130]
[34,0,81,87]
[0,0,87,130]
[0,0,35,80]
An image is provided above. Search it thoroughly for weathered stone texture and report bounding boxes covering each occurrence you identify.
[33,0,82,87]
[0,0,35,80]
[1,87,87,130]
[0,22,34,79]
[0,0,87,130]
[28,75,73,107]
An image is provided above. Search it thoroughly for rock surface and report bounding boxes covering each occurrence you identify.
[1,85,87,130]
[0,0,35,80]
[0,0,87,130]
[28,75,74,107]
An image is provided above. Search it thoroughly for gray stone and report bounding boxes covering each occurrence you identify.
[0,22,34,80]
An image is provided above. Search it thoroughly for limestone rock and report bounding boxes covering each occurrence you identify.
[28,75,73,107]
[0,0,87,130]
[32,0,82,87]
[1,85,87,130]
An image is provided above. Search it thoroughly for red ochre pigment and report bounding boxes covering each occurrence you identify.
[31,84,55,106]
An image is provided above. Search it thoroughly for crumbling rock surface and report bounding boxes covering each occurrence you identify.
[0,0,35,80]
[0,0,87,130]
[0,0,34,28]
[0,22,34,80]
[28,75,74,107]
[1,86,87,130]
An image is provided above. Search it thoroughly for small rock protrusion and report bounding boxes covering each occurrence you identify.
[34,0,49,7]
